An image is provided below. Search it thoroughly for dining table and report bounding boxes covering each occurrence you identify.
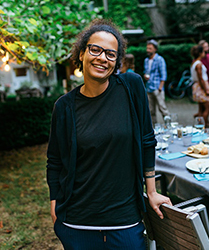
[155,136,209,201]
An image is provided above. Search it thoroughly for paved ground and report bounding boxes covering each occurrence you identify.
[156,96,198,126]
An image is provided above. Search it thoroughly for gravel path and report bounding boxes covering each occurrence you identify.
[156,97,198,126]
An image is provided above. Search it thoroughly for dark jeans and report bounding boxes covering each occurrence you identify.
[54,219,146,250]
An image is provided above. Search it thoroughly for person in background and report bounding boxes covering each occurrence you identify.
[120,53,135,73]
[46,19,171,250]
[198,40,209,79]
[144,39,170,126]
[191,45,209,127]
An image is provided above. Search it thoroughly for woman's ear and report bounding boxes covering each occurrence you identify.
[79,50,84,62]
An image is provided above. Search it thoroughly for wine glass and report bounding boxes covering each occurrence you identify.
[155,134,163,156]
[171,113,179,128]
[161,130,173,154]
[154,123,162,135]
[194,116,205,142]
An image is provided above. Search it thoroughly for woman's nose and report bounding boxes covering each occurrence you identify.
[97,51,107,61]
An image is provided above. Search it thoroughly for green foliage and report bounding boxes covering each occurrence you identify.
[19,80,33,89]
[96,0,153,36]
[48,83,65,98]
[160,0,209,34]
[0,97,57,150]
[0,0,102,72]
[127,43,194,85]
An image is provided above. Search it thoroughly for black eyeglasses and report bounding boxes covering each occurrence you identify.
[87,44,117,61]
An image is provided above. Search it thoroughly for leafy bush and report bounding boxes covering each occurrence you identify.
[0,97,58,150]
[127,43,194,85]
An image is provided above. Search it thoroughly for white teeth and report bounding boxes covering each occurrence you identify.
[95,65,105,69]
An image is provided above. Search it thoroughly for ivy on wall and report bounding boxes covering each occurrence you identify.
[160,0,209,35]
[95,0,153,36]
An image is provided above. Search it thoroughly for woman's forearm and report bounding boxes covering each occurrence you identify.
[50,200,57,224]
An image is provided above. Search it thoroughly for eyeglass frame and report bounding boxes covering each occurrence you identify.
[86,44,118,61]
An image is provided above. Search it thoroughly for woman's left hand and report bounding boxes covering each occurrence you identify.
[147,191,172,219]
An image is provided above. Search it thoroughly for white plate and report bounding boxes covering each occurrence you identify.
[186,159,209,173]
[155,142,168,150]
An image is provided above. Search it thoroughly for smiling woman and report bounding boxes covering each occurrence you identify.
[78,31,118,97]
[46,18,171,250]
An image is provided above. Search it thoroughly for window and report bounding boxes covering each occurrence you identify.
[138,0,156,7]
[14,68,27,77]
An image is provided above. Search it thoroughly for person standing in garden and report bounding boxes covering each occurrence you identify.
[199,40,209,79]
[46,19,171,250]
[191,45,209,126]
[144,39,170,126]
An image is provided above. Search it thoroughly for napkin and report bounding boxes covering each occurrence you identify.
[194,174,209,181]
[192,133,208,143]
[159,152,186,160]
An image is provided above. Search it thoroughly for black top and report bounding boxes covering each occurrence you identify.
[46,73,156,222]
[65,77,141,226]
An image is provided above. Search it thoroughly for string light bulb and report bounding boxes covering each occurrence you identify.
[74,68,83,78]
[4,63,10,72]
[2,52,9,63]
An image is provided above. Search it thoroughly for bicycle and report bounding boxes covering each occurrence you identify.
[167,70,194,102]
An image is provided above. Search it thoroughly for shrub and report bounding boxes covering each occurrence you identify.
[127,43,194,85]
[0,97,58,150]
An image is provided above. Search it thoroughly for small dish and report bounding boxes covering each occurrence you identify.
[202,138,209,145]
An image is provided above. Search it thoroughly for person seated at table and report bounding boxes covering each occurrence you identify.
[191,45,209,127]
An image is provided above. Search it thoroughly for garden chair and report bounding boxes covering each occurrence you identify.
[143,193,209,250]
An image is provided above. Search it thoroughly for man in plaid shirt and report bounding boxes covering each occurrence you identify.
[144,39,170,125]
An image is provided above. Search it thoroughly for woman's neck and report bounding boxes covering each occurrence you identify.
[80,80,109,97]
[195,56,202,62]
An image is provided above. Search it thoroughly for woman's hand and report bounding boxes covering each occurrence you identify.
[147,191,172,219]
[51,200,57,224]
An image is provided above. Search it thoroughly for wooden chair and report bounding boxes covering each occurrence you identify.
[143,193,209,250]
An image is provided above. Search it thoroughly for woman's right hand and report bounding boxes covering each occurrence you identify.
[51,200,57,224]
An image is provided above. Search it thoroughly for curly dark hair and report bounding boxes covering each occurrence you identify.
[191,45,203,59]
[70,18,127,74]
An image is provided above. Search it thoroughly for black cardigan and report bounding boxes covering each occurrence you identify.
[46,72,156,222]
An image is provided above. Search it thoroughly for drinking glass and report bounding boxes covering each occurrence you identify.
[177,124,183,140]
[194,116,205,142]
[164,115,171,129]
[144,70,150,81]
[182,126,193,147]
[155,134,163,156]
[154,123,162,135]
[161,130,173,154]
[170,113,179,128]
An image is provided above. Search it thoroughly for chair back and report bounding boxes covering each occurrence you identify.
[143,193,209,250]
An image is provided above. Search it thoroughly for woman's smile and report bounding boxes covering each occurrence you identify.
[93,63,108,71]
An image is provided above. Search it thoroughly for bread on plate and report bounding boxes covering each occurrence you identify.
[188,142,208,155]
